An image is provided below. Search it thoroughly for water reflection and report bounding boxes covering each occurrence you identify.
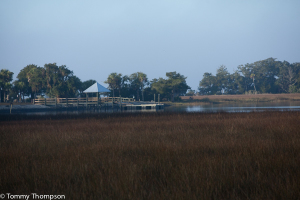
[4,101,300,115]
[23,107,163,115]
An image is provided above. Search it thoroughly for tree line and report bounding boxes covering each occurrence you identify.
[0,63,190,102]
[0,63,96,102]
[1,58,300,102]
[199,58,300,95]
[104,71,190,102]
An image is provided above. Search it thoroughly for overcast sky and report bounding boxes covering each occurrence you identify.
[1,0,300,90]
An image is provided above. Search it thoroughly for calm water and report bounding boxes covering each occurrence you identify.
[165,101,300,113]
[4,101,300,115]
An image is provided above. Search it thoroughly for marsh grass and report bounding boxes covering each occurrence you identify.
[1,112,300,199]
[180,93,300,103]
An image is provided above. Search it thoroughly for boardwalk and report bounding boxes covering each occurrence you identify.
[33,97,164,111]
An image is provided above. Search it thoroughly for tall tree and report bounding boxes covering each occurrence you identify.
[129,72,148,101]
[120,75,131,97]
[26,66,46,98]
[66,75,82,97]
[16,64,38,99]
[44,63,78,97]
[166,72,190,101]
[44,63,59,95]
[199,58,299,95]
[81,79,96,93]
[198,72,217,95]
[12,80,25,102]
[252,58,279,93]
[104,73,123,98]
[215,65,230,94]
[152,72,190,102]
[229,70,245,94]
[0,69,14,102]
[237,64,253,93]
[276,61,300,93]
[151,78,168,100]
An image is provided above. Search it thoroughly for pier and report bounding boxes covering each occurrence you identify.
[33,97,164,111]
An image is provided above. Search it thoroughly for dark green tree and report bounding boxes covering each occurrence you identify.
[27,66,46,98]
[12,80,25,102]
[152,72,190,101]
[151,78,169,100]
[215,65,230,94]
[199,58,299,95]
[119,75,131,98]
[16,64,38,99]
[104,73,123,98]
[165,72,190,101]
[129,72,148,101]
[198,72,217,95]
[252,58,279,93]
[276,61,300,93]
[237,64,253,93]
[44,63,79,98]
[81,79,96,93]
[0,69,14,102]
[66,75,82,97]
[228,70,246,94]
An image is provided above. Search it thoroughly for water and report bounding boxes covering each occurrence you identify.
[165,101,300,113]
[3,101,300,115]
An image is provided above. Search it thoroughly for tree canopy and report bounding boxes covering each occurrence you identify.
[2,57,300,103]
[0,69,14,102]
[151,72,190,101]
[12,63,89,99]
[104,73,123,98]
[199,58,300,95]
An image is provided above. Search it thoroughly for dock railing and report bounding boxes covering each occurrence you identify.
[33,97,164,111]
[33,97,135,107]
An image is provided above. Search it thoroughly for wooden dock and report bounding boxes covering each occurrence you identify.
[33,97,164,111]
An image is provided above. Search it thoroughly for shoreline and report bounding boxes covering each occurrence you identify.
[1,93,300,113]
[0,104,80,114]
[178,93,300,104]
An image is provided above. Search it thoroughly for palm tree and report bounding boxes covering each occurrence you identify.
[104,73,122,98]
[0,69,14,102]
[250,73,256,92]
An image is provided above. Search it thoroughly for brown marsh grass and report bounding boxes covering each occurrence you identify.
[1,112,300,199]
[180,93,300,103]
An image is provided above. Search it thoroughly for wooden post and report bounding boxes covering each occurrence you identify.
[158,94,160,104]
[86,94,88,109]
[154,94,155,103]
[77,97,79,109]
[120,95,122,111]
[97,92,99,109]
[66,98,68,107]
[55,98,57,109]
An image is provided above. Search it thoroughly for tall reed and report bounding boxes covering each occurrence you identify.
[1,112,300,199]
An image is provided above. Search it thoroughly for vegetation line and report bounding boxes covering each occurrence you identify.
[1,57,300,103]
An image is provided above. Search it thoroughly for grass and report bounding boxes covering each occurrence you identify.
[180,93,300,104]
[1,112,300,199]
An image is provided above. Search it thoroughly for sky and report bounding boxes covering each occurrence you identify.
[1,0,300,91]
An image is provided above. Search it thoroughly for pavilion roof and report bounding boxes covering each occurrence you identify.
[83,82,110,93]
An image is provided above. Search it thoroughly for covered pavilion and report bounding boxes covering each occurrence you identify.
[83,82,110,105]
